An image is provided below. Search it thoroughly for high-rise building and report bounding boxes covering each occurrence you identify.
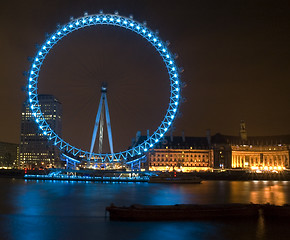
[19,94,62,169]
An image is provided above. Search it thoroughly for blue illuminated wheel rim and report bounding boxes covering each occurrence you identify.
[27,12,181,162]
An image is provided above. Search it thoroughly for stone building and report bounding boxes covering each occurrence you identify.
[131,121,290,172]
[132,134,213,172]
[211,122,290,170]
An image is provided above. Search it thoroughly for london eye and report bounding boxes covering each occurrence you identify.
[27,12,181,163]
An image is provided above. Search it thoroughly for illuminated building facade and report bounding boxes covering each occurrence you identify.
[132,122,290,172]
[0,142,19,169]
[132,135,214,172]
[148,148,214,172]
[212,122,290,171]
[231,145,289,171]
[213,135,290,171]
[19,95,62,169]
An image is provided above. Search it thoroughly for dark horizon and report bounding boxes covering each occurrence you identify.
[1,0,290,152]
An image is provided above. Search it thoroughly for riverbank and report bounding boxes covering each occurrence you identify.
[1,169,290,181]
[194,170,290,181]
[24,174,149,182]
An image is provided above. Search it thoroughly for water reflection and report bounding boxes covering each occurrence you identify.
[249,181,286,205]
[228,181,288,205]
[256,212,265,240]
[0,179,290,240]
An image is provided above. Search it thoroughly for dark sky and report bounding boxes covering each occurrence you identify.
[1,0,290,153]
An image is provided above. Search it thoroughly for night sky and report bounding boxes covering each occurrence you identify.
[1,0,290,153]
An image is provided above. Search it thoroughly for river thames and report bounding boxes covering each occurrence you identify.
[0,179,289,240]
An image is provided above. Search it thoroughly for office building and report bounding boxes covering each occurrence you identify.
[19,94,62,169]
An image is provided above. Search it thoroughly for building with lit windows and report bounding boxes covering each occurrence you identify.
[212,122,290,171]
[132,121,290,172]
[132,134,214,172]
[19,94,63,169]
[231,144,289,171]
[212,134,290,171]
[0,142,19,169]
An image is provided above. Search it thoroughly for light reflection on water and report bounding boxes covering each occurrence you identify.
[248,181,287,205]
[0,179,290,240]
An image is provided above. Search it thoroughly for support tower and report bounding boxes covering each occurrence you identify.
[89,83,114,160]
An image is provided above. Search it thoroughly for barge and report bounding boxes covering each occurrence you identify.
[106,203,260,221]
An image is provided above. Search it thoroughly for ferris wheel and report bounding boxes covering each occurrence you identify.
[27,11,182,163]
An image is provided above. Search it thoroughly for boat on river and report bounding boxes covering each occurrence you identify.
[148,172,202,184]
[24,174,149,182]
[106,203,260,221]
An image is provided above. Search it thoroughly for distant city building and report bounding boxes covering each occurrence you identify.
[131,122,290,172]
[19,94,63,169]
[0,142,19,168]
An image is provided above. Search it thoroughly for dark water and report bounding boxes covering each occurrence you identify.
[0,179,290,240]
